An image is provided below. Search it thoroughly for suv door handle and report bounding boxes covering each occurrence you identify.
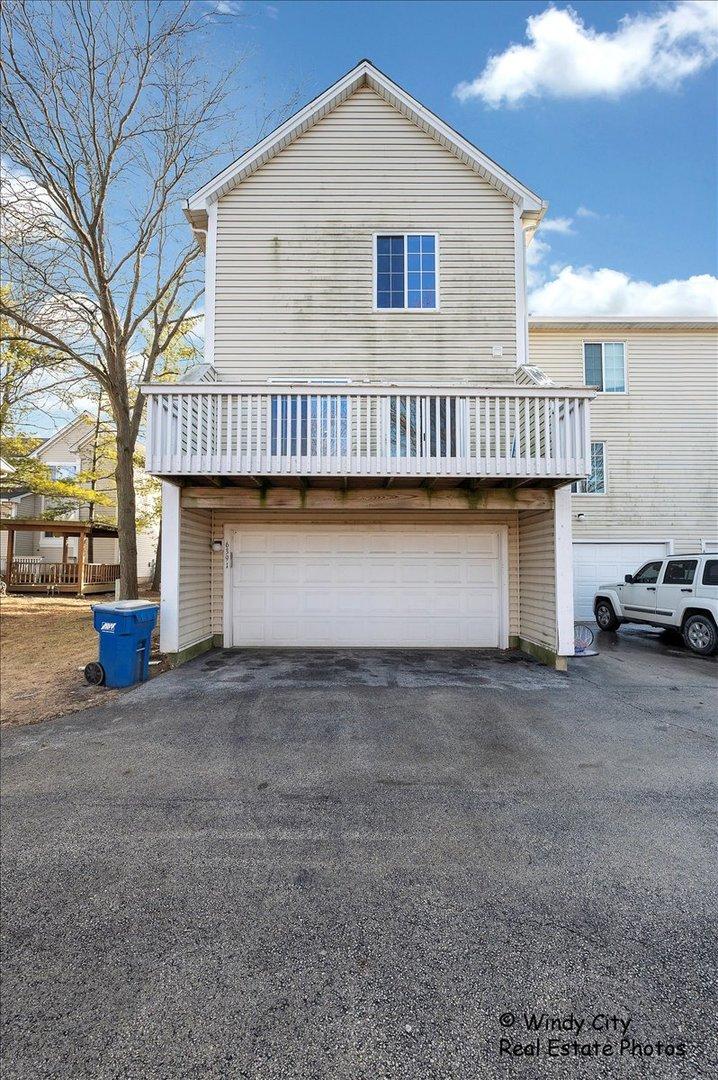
[647,586,656,591]
[681,588,693,593]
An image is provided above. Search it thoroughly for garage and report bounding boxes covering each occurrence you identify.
[225,523,507,648]
[573,541,672,620]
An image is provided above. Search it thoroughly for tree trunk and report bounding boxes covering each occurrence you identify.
[114,431,139,600]
[151,521,161,592]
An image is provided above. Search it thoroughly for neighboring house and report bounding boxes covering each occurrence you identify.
[527,318,718,618]
[7,414,158,582]
[142,60,596,669]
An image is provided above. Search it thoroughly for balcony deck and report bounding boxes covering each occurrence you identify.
[142,383,593,488]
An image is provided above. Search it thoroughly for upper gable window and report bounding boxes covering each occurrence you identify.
[583,342,626,392]
[375,234,438,310]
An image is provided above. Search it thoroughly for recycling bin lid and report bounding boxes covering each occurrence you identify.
[92,599,159,612]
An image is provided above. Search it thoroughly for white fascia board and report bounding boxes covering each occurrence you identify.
[187,60,545,216]
[529,316,718,329]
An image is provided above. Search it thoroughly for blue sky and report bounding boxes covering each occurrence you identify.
[203,0,718,315]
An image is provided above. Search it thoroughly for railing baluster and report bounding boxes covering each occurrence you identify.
[140,385,590,485]
[513,397,520,474]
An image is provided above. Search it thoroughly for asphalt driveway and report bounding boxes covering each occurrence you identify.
[1,635,716,1079]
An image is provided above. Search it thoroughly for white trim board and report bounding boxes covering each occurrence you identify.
[573,539,675,552]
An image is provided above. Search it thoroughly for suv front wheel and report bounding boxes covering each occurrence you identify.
[595,600,620,632]
[682,614,718,656]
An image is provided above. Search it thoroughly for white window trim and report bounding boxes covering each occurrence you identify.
[372,232,440,313]
[572,440,607,496]
[582,340,628,395]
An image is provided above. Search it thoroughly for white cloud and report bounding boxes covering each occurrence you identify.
[576,205,599,219]
[264,4,279,18]
[454,1,718,107]
[528,266,718,316]
[0,162,64,241]
[526,235,552,289]
[539,216,575,235]
[205,0,243,14]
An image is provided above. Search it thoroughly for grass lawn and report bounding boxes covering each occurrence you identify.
[0,593,162,727]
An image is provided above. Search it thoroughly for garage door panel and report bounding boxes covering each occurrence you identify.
[573,542,669,620]
[228,525,505,648]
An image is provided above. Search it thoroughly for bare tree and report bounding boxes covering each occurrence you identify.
[0,0,249,597]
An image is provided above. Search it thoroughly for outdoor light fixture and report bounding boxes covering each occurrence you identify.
[211,539,223,553]
[576,513,586,521]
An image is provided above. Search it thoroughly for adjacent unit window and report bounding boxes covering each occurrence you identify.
[375,234,437,310]
[662,559,698,585]
[583,342,626,392]
[572,441,606,494]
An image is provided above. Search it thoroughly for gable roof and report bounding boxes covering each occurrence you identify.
[28,413,94,459]
[186,59,546,233]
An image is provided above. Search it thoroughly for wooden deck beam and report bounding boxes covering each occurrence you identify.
[180,485,553,511]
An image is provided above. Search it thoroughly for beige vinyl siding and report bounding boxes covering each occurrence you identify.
[529,327,718,550]
[518,509,556,650]
[178,507,212,651]
[214,86,518,385]
[136,529,157,582]
[35,424,84,463]
[205,509,521,641]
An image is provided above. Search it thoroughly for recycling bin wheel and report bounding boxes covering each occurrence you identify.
[84,661,105,686]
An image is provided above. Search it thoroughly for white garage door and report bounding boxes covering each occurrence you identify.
[573,541,671,620]
[226,524,506,648]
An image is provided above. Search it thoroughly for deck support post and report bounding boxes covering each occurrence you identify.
[77,531,86,596]
[5,528,14,585]
[160,481,181,654]
[554,484,575,660]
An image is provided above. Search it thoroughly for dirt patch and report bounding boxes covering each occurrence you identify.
[0,593,165,727]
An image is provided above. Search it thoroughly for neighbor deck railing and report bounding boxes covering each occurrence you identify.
[142,383,593,480]
[3,560,120,587]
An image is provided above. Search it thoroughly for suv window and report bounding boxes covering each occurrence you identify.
[662,559,698,585]
[632,561,663,584]
[703,559,718,586]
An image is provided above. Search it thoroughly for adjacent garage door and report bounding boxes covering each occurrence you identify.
[573,541,671,620]
[226,524,507,648]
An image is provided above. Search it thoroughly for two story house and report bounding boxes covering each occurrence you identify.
[527,318,718,618]
[5,414,158,586]
[143,60,594,669]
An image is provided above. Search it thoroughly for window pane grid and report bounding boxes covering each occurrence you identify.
[584,342,625,393]
[572,441,605,494]
[376,234,437,309]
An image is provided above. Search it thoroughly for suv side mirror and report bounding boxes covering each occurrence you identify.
[624,574,633,583]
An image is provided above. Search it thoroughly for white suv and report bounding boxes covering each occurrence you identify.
[593,554,718,656]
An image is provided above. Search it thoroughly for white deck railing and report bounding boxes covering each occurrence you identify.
[142,383,593,480]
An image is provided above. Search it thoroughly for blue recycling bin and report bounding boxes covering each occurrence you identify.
[88,600,159,688]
